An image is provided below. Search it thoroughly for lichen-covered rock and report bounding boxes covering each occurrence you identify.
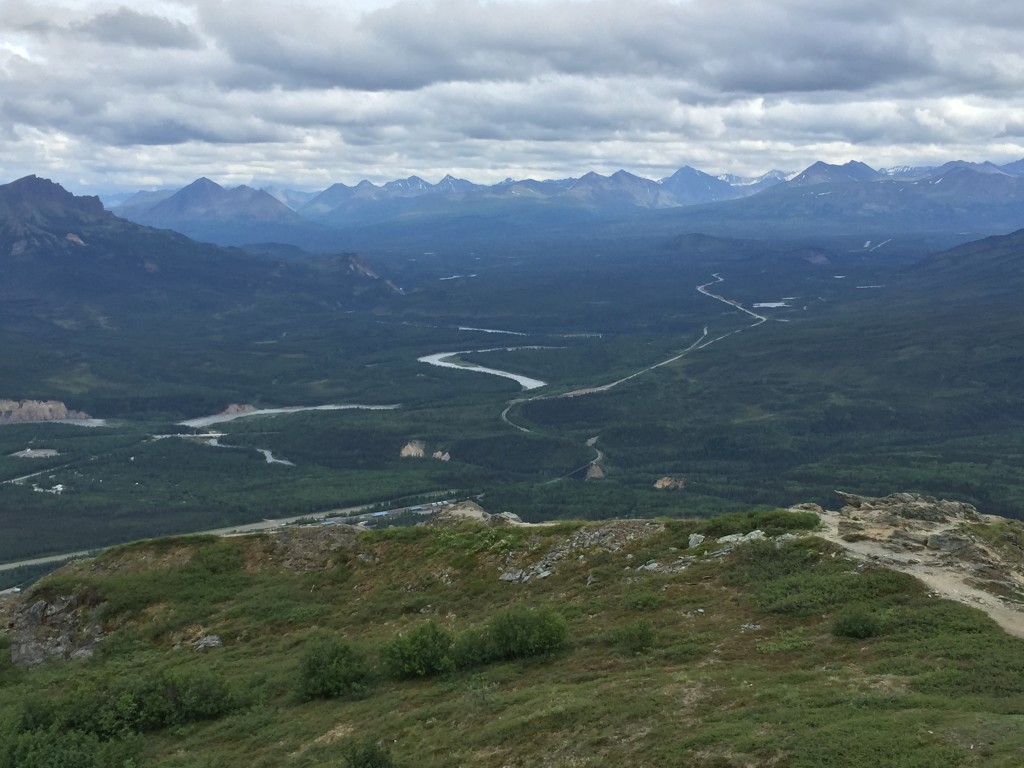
[716,530,766,545]
[193,635,222,651]
[835,491,981,523]
[9,594,105,667]
[498,520,665,583]
[926,531,974,553]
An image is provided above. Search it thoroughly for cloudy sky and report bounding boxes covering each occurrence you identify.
[3,0,1024,194]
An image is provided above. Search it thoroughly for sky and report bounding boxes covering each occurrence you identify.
[3,0,1024,194]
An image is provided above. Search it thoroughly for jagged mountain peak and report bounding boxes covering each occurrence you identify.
[140,177,302,223]
[383,176,429,192]
[786,160,879,187]
[181,177,224,193]
[659,165,739,204]
[662,165,705,180]
[434,174,477,194]
[0,175,105,218]
[933,160,1010,176]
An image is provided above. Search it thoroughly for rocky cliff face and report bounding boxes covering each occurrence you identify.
[0,399,90,424]
[7,593,105,667]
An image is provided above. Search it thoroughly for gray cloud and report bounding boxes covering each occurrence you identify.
[74,7,202,49]
[1,0,1024,193]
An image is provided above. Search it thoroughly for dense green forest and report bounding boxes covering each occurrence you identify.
[4,224,1024,569]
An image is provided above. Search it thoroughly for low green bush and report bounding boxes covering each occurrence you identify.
[299,635,372,700]
[612,619,656,655]
[451,626,492,669]
[380,621,455,679]
[723,538,826,587]
[757,568,917,617]
[486,606,569,661]
[0,726,144,768]
[699,509,820,538]
[832,607,883,639]
[628,591,666,611]
[340,738,398,768]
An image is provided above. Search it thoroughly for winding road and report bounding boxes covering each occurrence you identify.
[500,273,773,468]
[502,273,769,427]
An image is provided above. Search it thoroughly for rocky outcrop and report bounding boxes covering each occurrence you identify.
[585,463,605,480]
[499,520,665,583]
[401,441,450,461]
[806,492,1024,635]
[716,530,766,545]
[219,403,257,416]
[835,491,981,523]
[0,399,90,424]
[430,501,519,526]
[9,594,105,667]
[823,492,984,555]
[654,476,686,490]
[400,440,426,458]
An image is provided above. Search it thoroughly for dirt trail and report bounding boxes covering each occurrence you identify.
[814,508,1024,639]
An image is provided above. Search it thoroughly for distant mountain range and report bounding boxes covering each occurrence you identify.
[0,175,398,315]
[88,155,1024,250]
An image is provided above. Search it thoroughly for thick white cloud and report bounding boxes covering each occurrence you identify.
[1,0,1024,193]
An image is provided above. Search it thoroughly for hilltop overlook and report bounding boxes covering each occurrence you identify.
[2,494,1024,767]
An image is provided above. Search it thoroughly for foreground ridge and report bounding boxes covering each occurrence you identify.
[3,494,1024,766]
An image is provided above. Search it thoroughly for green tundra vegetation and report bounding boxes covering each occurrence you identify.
[2,513,1024,767]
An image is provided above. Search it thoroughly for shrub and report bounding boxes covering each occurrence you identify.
[380,621,455,679]
[612,619,656,655]
[123,670,234,731]
[723,538,826,587]
[5,726,144,768]
[188,540,244,575]
[451,626,492,669]
[340,738,397,768]
[757,568,917,617]
[699,509,820,538]
[299,636,372,700]
[628,591,665,611]
[486,606,568,661]
[832,607,883,639]
[51,670,235,740]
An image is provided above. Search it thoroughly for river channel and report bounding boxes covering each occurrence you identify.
[418,348,548,390]
[178,404,399,429]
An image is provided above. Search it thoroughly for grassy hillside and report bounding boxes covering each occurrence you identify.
[2,509,1024,767]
